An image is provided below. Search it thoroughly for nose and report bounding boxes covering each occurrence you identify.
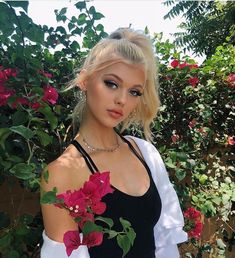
[114,90,128,106]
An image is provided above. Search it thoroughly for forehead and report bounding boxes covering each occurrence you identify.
[95,62,146,86]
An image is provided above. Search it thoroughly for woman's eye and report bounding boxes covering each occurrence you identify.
[104,80,118,89]
[129,89,143,97]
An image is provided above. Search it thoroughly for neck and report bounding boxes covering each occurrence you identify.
[76,121,119,150]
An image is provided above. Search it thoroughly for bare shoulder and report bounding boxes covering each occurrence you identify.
[41,143,89,193]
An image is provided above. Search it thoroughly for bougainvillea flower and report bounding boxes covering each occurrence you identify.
[188,119,197,129]
[188,77,199,87]
[82,232,103,247]
[170,59,179,68]
[42,85,58,104]
[77,211,94,229]
[179,62,188,69]
[40,70,53,78]
[226,73,235,88]
[184,207,201,219]
[227,136,235,145]
[171,134,180,143]
[11,97,29,109]
[188,220,203,239]
[56,189,87,218]
[63,230,82,256]
[89,171,114,198]
[30,102,41,110]
[0,88,15,107]
[4,68,17,78]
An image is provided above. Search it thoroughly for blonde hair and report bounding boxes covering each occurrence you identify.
[68,28,160,141]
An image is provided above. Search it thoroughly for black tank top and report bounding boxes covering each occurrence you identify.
[71,136,162,258]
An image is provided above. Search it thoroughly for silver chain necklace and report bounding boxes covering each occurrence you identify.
[81,134,120,153]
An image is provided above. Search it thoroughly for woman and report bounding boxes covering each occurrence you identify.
[41,28,187,258]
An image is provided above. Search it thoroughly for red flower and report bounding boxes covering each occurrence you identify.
[11,97,29,109]
[0,87,15,107]
[82,232,103,247]
[184,207,201,220]
[42,86,58,105]
[170,59,179,68]
[184,207,203,240]
[188,77,199,87]
[188,119,197,129]
[171,134,180,143]
[227,136,235,145]
[226,73,235,88]
[63,231,82,257]
[4,68,17,78]
[40,70,53,78]
[179,62,188,69]
[89,171,114,198]
[30,102,41,110]
[188,64,198,70]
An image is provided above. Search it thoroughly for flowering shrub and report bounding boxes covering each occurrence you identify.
[41,171,136,257]
[184,207,203,240]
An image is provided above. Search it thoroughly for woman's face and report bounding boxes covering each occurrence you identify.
[82,62,145,128]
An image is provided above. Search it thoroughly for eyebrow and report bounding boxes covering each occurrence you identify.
[104,73,144,88]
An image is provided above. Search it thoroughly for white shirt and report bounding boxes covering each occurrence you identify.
[41,136,188,258]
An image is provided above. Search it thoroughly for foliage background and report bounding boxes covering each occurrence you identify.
[0,1,234,257]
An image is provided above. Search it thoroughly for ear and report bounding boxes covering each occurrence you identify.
[76,69,87,91]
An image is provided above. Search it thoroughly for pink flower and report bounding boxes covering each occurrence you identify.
[188,77,199,87]
[188,119,197,129]
[0,88,15,107]
[42,86,58,105]
[170,59,179,68]
[11,97,29,109]
[171,134,180,143]
[184,207,201,220]
[40,70,53,78]
[82,232,103,247]
[30,102,41,110]
[4,68,17,78]
[63,231,82,256]
[227,136,235,145]
[188,221,203,239]
[0,70,8,83]
[89,171,114,198]
[226,73,235,88]
[179,62,188,69]
[188,64,198,70]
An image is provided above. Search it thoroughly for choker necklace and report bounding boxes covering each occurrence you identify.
[81,134,120,153]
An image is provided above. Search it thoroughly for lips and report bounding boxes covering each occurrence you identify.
[107,109,123,119]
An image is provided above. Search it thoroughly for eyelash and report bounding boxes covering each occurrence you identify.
[104,80,143,97]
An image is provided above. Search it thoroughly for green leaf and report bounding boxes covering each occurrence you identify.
[0,128,11,149]
[10,163,36,180]
[93,12,104,20]
[119,217,131,229]
[126,227,136,246]
[43,168,49,183]
[38,106,58,130]
[6,1,29,13]
[82,221,102,235]
[36,131,52,146]
[5,250,20,258]
[12,110,29,126]
[107,230,117,239]
[95,216,114,228]
[0,233,12,248]
[40,187,58,204]
[0,212,11,230]
[10,125,34,140]
[117,234,131,258]
[175,168,186,181]
[75,1,86,10]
